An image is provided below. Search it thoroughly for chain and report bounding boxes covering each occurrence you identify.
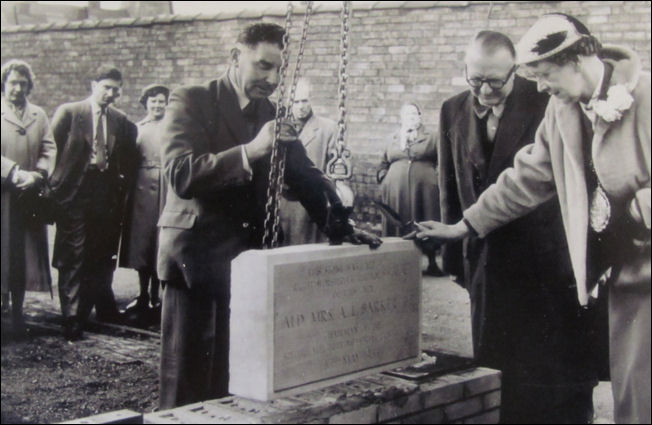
[269,0,314,248]
[262,1,293,249]
[329,0,352,180]
[262,1,314,249]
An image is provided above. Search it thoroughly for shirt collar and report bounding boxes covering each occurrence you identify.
[89,97,107,115]
[473,99,506,120]
[227,66,250,110]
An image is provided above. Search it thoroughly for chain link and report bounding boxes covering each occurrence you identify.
[327,0,352,180]
[262,1,293,249]
[263,1,314,249]
[270,1,314,248]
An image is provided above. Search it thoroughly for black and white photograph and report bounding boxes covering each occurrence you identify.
[1,1,650,423]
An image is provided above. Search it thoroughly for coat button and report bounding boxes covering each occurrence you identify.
[242,222,250,228]
[17,128,26,135]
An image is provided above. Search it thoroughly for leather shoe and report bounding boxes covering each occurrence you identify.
[63,319,83,341]
[424,263,446,277]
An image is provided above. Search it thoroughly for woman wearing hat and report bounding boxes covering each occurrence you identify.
[413,13,650,423]
[120,84,169,323]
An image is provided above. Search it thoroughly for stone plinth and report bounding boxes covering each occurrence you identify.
[143,366,502,424]
[229,238,422,400]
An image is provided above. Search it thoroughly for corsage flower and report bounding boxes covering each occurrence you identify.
[592,85,634,123]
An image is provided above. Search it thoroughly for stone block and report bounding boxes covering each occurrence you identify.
[377,390,424,422]
[483,390,501,410]
[463,408,500,424]
[400,407,444,424]
[458,368,501,396]
[420,375,465,409]
[229,239,422,400]
[329,404,379,424]
[444,396,484,422]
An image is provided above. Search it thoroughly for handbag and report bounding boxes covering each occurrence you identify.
[15,182,58,225]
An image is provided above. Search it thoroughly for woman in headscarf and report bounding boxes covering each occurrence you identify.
[378,102,443,276]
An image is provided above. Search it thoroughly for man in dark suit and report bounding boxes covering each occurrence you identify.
[157,23,379,409]
[438,31,601,423]
[50,65,137,341]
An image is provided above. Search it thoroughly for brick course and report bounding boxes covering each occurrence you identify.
[2,1,650,224]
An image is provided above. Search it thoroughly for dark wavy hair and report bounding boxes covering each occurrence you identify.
[1,59,35,95]
[139,85,169,108]
[237,22,285,49]
[90,64,122,83]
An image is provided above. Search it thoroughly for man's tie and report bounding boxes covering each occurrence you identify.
[474,103,505,143]
[95,108,108,171]
[242,101,258,140]
[486,110,499,142]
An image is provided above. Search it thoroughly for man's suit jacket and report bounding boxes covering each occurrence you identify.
[49,99,138,207]
[280,114,337,245]
[157,75,339,293]
[439,76,570,283]
[49,99,137,267]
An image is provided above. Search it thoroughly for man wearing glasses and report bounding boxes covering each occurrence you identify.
[437,31,601,423]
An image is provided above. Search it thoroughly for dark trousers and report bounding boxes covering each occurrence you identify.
[54,169,120,321]
[159,280,230,409]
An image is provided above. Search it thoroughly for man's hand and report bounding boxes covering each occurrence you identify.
[244,119,300,162]
[346,227,383,249]
[403,220,471,242]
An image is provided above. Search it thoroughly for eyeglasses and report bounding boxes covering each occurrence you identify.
[465,65,517,90]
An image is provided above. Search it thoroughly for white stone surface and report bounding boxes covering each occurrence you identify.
[229,238,422,400]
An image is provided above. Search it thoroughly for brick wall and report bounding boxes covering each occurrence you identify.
[2,1,650,224]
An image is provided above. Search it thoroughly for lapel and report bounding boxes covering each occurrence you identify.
[557,101,586,181]
[105,106,118,155]
[78,100,94,148]
[487,77,538,180]
[1,98,37,130]
[217,76,254,147]
[590,62,617,173]
[301,115,320,148]
[451,92,488,181]
[21,102,38,129]
[555,99,591,304]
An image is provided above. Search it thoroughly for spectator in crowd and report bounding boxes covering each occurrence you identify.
[280,78,338,245]
[1,59,57,336]
[120,84,170,324]
[435,30,603,423]
[415,14,650,424]
[49,65,137,341]
[157,22,380,409]
[377,102,443,276]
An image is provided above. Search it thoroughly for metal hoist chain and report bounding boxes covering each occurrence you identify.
[262,1,314,249]
[327,0,353,181]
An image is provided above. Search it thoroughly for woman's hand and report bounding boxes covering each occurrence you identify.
[14,169,39,190]
[404,220,471,242]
